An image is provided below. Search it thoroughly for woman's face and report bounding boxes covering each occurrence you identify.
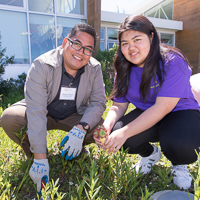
[120,30,152,68]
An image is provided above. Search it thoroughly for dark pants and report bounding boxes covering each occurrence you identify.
[112,108,200,165]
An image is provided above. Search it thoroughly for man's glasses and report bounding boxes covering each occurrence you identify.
[68,38,94,56]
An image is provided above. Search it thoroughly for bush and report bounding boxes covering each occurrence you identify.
[0,34,14,78]
[0,72,26,109]
[95,44,118,96]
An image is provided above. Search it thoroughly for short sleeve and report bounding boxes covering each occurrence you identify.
[157,54,191,98]
[113,95,128,103]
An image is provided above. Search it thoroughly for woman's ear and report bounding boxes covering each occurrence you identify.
[62,37,68,48]
[150,32,154,43]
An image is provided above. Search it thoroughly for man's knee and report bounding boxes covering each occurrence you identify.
[0,105,27,134]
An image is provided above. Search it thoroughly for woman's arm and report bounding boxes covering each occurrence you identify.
[103,101,129,134]
[94,101,128,147]
[104,96,180,153]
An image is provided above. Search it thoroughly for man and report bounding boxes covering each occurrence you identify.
[0,23,106,194]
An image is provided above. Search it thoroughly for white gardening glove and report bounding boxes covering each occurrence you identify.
[29,159,49,195]
[60,126,86,160]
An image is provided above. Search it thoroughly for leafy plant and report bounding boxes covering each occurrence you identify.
[0,72,26,109]
[156,167,173,189]
[95,44,118,96]
[0,34,26,109]
[0,34,14,78]
[193,150,200,200]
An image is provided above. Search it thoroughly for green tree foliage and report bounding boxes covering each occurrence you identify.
[0,35,14,77]
[95,44,118,96]
[0,35,26,108]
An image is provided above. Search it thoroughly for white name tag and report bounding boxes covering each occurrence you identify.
[59,86,76,100]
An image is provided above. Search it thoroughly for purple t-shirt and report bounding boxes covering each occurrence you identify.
[114,53,200,112]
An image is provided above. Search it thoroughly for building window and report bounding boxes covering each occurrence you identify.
[57,17,86,46]
[160,33,174,46]
[0,0,23,7]
[0,0,86,67]
[29,14,56,62]
[100,27,118,50]
[144,0,173,20]
[28,0,54,14]
[100,27,105,51]
[58,0,84,15]
[107,28,118,49]
[0,10,29,64]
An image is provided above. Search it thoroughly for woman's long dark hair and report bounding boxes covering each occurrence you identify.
[110,15,190,101]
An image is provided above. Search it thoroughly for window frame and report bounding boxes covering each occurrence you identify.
[159,32,175,47]
[0,0,87,67]
[0,0,26,11]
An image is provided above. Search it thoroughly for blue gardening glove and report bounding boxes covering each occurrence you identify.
[29,159,49,195]
[60,126,86,160]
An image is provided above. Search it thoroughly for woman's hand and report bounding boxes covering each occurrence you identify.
[103,128,128,154]
[93,134,104,149]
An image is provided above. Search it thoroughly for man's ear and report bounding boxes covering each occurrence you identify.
[62,37,68,48]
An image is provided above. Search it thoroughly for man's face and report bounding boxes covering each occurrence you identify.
[62,31,94,76]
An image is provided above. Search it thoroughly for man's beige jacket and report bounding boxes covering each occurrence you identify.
[17,46,106,153]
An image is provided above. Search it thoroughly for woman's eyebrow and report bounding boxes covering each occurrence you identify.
[121,35,141,43]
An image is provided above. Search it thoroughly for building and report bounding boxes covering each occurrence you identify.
[173,0,200,74]
[100,0,182,51]
[0,0,199,79]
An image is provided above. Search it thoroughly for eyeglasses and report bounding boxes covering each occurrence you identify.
[68,38,94,56]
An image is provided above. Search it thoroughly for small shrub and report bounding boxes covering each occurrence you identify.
[0,72,26,109]
[95,44,118,96]
[0,34,14,77]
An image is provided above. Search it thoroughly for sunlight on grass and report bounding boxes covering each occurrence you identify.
[0,104,199,199]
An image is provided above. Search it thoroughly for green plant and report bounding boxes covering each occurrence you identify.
[0,34,14,77]
[40,179,66,200]
[95,44,118,96]
[193,150,200,200]
[141,186,154,200]
[156,167,173,189]
[0,72,26,109]
[0,102,198,199]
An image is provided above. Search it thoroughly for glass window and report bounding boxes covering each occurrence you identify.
[160,9,167,19]
[100,42,104,51]
[29,14,56,62]
[162,1,173,20]
[160,33,174,46]
[108,28,118,40]
[145,0,173,20]
[58,0,84,15]
[0,10,29,64]
[57,17,86,46]
[28,0,54,14]
[100,28,104,39]
[108,42,118,49]
[0,0,23,7]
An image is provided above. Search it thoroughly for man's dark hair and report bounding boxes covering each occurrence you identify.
[67,23,98,48]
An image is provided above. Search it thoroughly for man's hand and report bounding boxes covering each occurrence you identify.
[60,126,86,160]
[29,159,49,195]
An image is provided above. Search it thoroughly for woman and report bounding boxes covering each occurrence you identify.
[95,15,200,189]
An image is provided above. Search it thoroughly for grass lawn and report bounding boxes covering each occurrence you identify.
[0,101,199,200]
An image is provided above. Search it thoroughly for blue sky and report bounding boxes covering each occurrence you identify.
[101,0,146,13]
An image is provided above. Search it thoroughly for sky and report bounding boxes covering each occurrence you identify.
[101,0,146,14]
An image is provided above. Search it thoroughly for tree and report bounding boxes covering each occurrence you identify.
[0,34,14,78]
